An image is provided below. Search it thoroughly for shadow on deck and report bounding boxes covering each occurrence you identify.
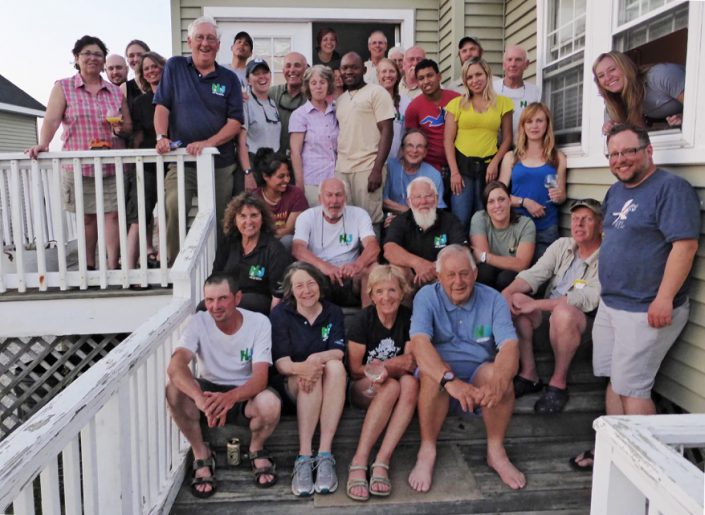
[171,342,606,514]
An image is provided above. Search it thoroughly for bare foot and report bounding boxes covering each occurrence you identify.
[408,444,436,492]
[487,446,526,490]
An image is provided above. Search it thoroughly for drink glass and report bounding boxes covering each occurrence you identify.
[105,109,122,125]
[544,174,558,202]
[363,359,385,397]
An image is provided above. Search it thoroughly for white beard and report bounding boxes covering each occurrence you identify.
[412,208,437,230]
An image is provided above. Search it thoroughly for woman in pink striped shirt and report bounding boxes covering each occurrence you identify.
[27,36,132,270]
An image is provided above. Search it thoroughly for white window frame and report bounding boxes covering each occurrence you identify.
[537,0,705,168]
[204,7,415,66]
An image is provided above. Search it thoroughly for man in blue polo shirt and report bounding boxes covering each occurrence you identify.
[407,244,525,493]
[155,16,244,265]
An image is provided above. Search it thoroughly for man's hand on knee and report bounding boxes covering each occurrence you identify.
[445,380,482,413]
[203,391,237,427]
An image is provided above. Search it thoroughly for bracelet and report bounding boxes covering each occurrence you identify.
[520,197,525,207]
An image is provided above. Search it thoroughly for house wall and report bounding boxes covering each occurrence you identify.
[503,0,537,79]
[0,112,37,152]
[565,165,705,414]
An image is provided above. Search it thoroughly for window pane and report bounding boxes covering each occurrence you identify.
[614,2,687,51]
[252,36,293,85]
[543,53,584,145]
[618,0,676,25]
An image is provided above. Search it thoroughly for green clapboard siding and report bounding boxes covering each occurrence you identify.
[0,111,38,152]
[504,0,537,79]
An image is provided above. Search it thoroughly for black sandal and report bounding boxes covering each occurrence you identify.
[190,451,216,498]
[569,449,594,472]
[250,448,278,488]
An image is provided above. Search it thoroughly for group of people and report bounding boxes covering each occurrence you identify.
[24,13,695,505]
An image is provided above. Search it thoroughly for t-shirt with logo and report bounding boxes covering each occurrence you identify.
[384,209,467,262]
[293,205,375,267]
[599,168,700,312]
[347,305,411,365]
[270,300,346,363]
[177,309,272,386]
[491,78,541,142]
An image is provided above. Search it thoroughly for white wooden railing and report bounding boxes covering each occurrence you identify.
[591,414,705,515]
[0,148,217,292]
[0,148,218,514]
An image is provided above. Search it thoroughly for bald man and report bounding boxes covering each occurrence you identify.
[363,30,388,85]
[105,54,128,86]
[269,51,308,153]
[492,45,541,141]
[399,46,426,99]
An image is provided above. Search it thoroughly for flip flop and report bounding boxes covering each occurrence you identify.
[569,449,594,472]
[346,464,369,501]
[190,451,216,498]
[369,462,391,497]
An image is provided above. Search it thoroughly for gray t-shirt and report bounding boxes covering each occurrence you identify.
[470,210,536,256]
[176,309,272,385]
[643,63,685,120]
[244,94,282,153]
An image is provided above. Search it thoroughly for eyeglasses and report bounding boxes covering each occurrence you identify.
[252,96,281,124]
[79,51,104,59]
[409,193,436,202]
[193,34,219,43]
[404,143,427,150]
[604,145,647,161]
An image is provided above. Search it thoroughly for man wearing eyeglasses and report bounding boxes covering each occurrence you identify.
[570,123,699,472]
[154,16,244,265]
[501,199,602,414]
[384,177,466,288]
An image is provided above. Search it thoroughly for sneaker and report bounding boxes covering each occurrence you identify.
[291,455,315,497]
[314,453,338,494]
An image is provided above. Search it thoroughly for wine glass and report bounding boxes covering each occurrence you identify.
[363,359,385,397]
[544,174,558,203]
[105,108,122,126]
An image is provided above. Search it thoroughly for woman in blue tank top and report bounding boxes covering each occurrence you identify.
[499,102,566,261]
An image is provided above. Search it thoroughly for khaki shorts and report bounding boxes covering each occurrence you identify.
[62,172,118,214]
[335,166,386,224]
[592,300,689,398]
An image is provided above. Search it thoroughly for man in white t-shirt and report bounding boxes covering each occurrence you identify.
[492,45,541,142]
[292,178,380,306]
[166,273,281,497]
[363,30,388,85]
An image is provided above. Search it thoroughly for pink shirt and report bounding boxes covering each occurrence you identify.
[288,100,338,186]
[58,74,124,177]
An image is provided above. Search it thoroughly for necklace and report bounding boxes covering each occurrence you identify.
[261,188,281,205]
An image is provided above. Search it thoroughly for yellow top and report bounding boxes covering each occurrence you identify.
[446,95,514,158]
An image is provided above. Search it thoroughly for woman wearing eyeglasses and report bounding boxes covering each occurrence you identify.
[238,58,282,193]
[26,35,132,271]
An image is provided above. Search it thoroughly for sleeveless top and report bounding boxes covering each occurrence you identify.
[510,161,558,231]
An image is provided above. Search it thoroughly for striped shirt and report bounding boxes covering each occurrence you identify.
[58,74,124,177]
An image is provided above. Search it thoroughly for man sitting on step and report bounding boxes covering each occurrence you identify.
[166,273,281,497]
[501,199,602,414]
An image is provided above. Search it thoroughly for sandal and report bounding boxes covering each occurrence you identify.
[369,462,391,497]
[190,451,216,498]
[345,464,369,502]
[534,385,569,414]
[569,449,594,472]
[147,252,160,269]
[513,375,544,398]
[250,448,278,488]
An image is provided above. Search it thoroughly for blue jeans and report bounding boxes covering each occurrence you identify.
[533,224,560,263]
[451,152,487,230]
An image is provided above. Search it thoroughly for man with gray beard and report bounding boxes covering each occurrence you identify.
[384,177,467,287]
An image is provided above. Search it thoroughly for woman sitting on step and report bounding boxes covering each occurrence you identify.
[346,264,418,501]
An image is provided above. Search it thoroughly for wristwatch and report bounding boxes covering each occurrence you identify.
[156,134,169,141]
[480,251,487,264]
[243,168,253,175]
[439,370,456,391]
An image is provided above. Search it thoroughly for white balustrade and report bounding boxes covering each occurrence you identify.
[0,148,217,292]
[591,414,705,515]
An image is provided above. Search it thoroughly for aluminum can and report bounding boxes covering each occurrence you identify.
[226,437,241,466]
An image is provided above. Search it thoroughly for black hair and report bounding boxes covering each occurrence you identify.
[253,147,291,187]
[72,35,108,70]
[204,272,239,295]
[482,181,519,224]
[125,39,151,54]
[606,123,651,147]
[414,58,439,76]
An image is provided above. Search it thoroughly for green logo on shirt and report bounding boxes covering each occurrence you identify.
[339,233,353,245]
[321,323,332,341]
[473,324,492,342]
[434,234,448,249]
[249,265,265,280]
[240,348,252,362]
[212,83,226,96]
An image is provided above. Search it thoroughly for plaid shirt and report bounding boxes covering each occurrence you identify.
[58,74,124,177]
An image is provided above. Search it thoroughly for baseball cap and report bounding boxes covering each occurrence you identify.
[570,198,602,216]
[458,36,483,50]
[233,31,253,49]
[246,58,270,77]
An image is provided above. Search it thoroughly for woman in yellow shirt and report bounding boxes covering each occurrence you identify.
[444,57,514,229]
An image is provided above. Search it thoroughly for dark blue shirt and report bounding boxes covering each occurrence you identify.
[270,300,346,363]
[600,168,700,312]
[154,56,243,167]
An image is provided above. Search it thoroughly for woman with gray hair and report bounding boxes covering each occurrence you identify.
[289,65,339,206]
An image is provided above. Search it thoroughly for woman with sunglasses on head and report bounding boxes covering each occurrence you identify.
[499,102,566,261]
[238,58,282,194]
[253,148,308,250]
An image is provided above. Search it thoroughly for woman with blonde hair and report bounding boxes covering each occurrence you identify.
[345,264,417,501]
[499,102,566,260]
[592,50,685,133]
[444,57,513,229]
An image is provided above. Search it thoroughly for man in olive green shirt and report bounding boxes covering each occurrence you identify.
[269,52,307,154]
[501,199,602,414]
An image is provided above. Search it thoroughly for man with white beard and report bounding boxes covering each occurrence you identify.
[292,178,380,306]
[384,177,467,287]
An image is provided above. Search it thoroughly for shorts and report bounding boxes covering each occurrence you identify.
[62,171,118,214]
[328,277,360,307]
[196,378,250,427]
[592,300,689,398]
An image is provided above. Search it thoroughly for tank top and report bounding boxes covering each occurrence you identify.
[511,161,558,231]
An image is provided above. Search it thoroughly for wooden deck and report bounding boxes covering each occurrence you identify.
[171,341,606,514]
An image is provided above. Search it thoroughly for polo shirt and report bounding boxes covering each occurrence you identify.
[212,231,291,299]
[154,56,243,167]
[410,282,517,376]
[383,158,446,208]
[384,209,466,262]
[270,300,346,363]
[269,83,306,154]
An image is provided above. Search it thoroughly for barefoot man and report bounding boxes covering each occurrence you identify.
[407,244,526,491]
